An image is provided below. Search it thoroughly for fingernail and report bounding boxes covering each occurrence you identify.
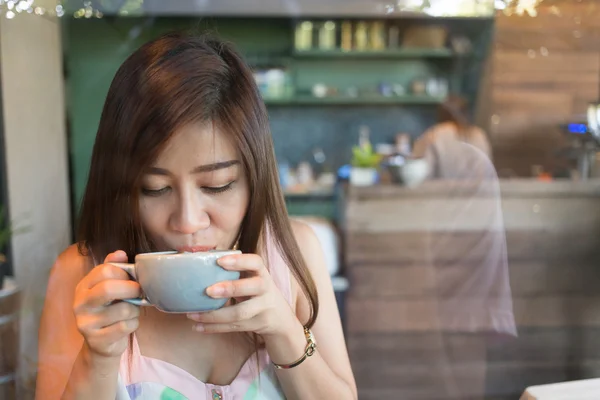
[218,257,236,267]
[187,313,200,321]
[207,285,225,297]
[193,324,204,332]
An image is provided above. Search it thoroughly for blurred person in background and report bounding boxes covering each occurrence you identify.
[413,95,492,181]
[36,32,356,400]
[410,95,516,399]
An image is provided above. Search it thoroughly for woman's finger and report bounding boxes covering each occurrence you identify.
[217,254,267,276]
[95,317,140,341]
[187,299,259,324]
[86,279,142,308]
[192,322,248,333]
[206,276,266,299]
[103,250,128,264]
[80,263,131,290]
[93,301,141,329]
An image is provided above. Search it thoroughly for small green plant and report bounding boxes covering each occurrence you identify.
[351,142,382,168]
[0,205,29,289]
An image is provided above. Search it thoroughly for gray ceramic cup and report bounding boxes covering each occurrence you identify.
[109,250,241,313]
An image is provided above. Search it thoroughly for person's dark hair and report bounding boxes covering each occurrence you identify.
[76,31,319,352]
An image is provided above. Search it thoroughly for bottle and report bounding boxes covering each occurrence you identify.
[388,25,400,48]
[355,21,368,51]
[395,133,412,155]
[318,21,336,50]
[295,21,313,51]
[312,147,327,177]
[369,21,386,50]
[278,159,290,190]
[296,161,314,189]
[341,21,353,51]
[359,125,371,148]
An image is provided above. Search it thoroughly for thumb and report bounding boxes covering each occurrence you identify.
[103,250,129,264]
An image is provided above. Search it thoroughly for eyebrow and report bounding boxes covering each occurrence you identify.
[147,160,240,176]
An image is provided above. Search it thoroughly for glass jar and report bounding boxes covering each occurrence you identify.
[318,20,336,50]
[295,21,313,51]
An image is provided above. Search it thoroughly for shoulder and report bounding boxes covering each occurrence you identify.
[413,122,457,156]
[49,243,91,285]
[42,244,92,313]
[289,218,328,274]
[36,244,91,399]
[467,126,492,155]
[288,218,331,319]
[59,243,89,265]
[45,244,94,301]
[289,218,320,253]
[468,126,489,142]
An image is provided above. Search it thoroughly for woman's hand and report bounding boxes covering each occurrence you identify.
[186,253,297,338]
[73,250,141,360]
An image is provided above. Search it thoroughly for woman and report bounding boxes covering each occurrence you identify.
[412,95,515,399]
[412,95,492,180]
[36,33,357,400]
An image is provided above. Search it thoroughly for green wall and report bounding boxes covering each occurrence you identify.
[64,17,493,221]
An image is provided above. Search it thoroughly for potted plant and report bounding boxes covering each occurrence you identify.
[0,206,26,290]
[350,141,382,186]
[0,205,26,399]
[0,208,11,290]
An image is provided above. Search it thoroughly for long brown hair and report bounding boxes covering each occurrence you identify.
[76,32,319,328]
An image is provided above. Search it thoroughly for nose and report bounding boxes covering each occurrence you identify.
[170,189,210,234]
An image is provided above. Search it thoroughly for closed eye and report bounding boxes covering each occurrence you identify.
[141,187,171,197]
[203,182,234,194]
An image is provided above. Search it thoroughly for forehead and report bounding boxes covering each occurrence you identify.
[154,121,238,166]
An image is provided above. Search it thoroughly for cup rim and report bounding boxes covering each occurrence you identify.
[135,249,241,260]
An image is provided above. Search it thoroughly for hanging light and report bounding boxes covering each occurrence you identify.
[388,0,545,17]
[0,0,105,19]
[0,0,55,18]
[501,0,545,17]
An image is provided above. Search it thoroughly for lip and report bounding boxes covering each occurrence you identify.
[176,245,217,253]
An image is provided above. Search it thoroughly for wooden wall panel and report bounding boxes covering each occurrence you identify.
[344,186,600,398]
[488,1,600,176]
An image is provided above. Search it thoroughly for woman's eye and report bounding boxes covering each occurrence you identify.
[141,187,171,197]
[203,182,234,194]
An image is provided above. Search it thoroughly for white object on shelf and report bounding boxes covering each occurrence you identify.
[400,158,429,187]
[350,167,377,186]
[265,69,286,98]
[520,378,600,400]
[331,276,349,292]
[296,162,314,186]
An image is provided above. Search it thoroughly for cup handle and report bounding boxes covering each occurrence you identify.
[109,262,152,307]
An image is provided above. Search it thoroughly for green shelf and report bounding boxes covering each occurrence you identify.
[284,191,336,200]
[292,48,453,59]
[263,95,446,106]
[247,48,453,68]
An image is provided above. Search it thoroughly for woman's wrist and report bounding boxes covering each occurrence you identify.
[62,343,121,399]
[81,342,121,377]
[263,315,309,367]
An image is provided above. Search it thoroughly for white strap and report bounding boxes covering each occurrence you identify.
[115,373,131,400]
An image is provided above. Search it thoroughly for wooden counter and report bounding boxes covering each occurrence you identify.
[342,179,600,400]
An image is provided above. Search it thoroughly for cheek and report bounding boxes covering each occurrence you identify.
[236,181,251,219]
[139,199,167,234]
[212,184,249,228]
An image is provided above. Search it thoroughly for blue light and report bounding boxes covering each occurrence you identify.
[568,123,588,134]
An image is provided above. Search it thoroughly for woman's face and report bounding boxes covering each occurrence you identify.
[138,121,249,252]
